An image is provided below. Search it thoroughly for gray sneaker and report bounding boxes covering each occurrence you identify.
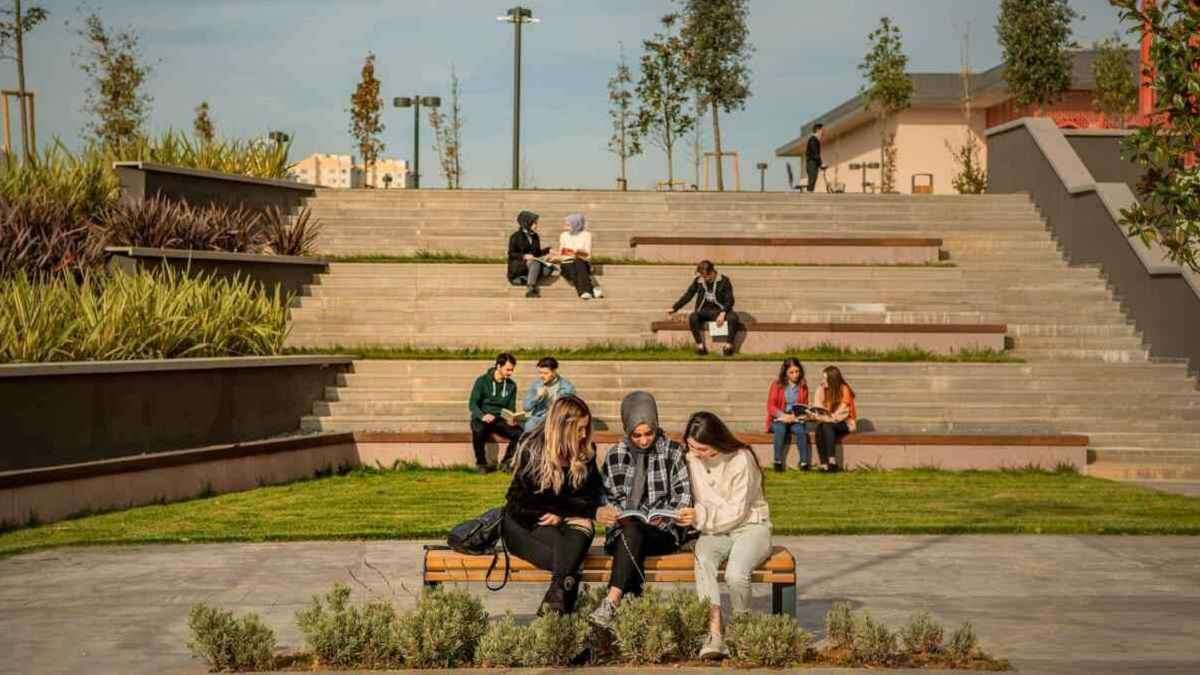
[588,597,617,629]
[699,633,729,660]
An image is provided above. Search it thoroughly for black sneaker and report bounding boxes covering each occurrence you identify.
[476,464,496,475]
[695,345,709,356]
[800,463,811,471]
[722,344,735,357]
[773,462,784,473]
[526,287,540,298]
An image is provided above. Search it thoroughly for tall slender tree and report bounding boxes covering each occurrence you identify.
[348,51,385,183]
[192,100,215,143]
[996,0,1078,114]
[636,15,693,190]
[607,44,642,190]
[74,12,153,149]
[0,1,47,159]
[429,64,465,188]
[676,0,753,191]
[858,16,913,193]
[1091,33,1137,128]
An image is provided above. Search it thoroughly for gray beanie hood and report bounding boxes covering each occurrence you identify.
[620,391,660,444]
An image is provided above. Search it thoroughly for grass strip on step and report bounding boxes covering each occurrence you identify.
[2,467,1199,557]
[322,250,957,268]
[285,342,1021,363]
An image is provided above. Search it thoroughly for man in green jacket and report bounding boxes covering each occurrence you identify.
[468,353,523,473]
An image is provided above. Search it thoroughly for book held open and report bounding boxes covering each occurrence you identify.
[616,508,680,523]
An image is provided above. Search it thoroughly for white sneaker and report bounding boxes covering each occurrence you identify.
[592,287,604,299]
[580,292,593,300]
[588,598,617,629]
[699,633,729,660]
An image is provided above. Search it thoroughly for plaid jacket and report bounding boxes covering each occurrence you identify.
[601,432,693,545]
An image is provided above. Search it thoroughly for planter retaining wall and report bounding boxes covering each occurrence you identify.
[106,247,328,304]
[114,161,319,212]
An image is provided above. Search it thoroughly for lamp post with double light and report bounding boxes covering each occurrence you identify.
[393,96,440,189]
[497,6,539,189]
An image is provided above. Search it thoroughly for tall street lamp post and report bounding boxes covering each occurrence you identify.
[497,6,539,190]
[394,95,441,189]
[756,162,768,192]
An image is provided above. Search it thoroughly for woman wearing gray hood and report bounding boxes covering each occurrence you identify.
[556,213,602,300]
[589,391,694,628]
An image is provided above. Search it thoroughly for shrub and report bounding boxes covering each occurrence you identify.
[522,612,590,666]
[186,603,276,672]
[901,611,945,656]
[475,613,528,667]
[852,611,897,666]
[824,601,855,648]
[108,129,293,179]
[666,588,710,660]
[0,143,120,220]
[610,590,679,664]
[264,206,322,257]
[947,621,980,662]
[294,583,401,668]
[0,269,288,363]
[99,197,268,253]
[393,587,488,668]
[0,193,103,278]
[726,612,811,668]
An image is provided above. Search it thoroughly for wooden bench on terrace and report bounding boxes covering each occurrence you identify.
[629,235,944,265]
[649,319,1008,354]
[423,544,799,616]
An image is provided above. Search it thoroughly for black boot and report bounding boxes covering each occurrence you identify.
[561,574,580,614]
[539,576,568,616]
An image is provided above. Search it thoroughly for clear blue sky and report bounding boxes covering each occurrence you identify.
[17,0,1130,190]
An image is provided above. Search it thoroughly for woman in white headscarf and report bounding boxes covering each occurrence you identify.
[557,213,603,300]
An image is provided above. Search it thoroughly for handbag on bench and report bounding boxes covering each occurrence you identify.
[446,507,510,591]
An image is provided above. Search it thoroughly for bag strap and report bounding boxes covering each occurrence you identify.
[484,538,511,592]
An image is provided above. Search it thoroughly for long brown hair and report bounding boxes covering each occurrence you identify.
[520,395,594,494]
[682,411,762,480]
[823,365,855,413]
[777,357,805,387]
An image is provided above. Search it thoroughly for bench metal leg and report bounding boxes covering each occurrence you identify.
[771,582,796,617]
[423,580,441,590]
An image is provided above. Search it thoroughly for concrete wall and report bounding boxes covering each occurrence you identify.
[987,118,1200,375]
[115,162,318,212]
[106,247,328,306]
[1063,130,1143,195]
[0,356,352,471]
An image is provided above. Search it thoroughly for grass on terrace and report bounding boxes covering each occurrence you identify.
[286,342,1021,363]
[322,250,957,267]
[3,466,1198,557]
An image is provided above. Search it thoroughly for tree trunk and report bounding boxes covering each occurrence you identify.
[619,109,627,189]
[878,117,886,193]
[15,0,31,160]
[711,101,724,192]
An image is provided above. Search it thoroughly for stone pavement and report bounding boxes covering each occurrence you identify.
[1,536,1198,675]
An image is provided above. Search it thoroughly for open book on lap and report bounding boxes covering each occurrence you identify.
[616,508,679,523]
[500,409,527,425]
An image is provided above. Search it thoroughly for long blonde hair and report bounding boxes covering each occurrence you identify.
[521,395,595,494]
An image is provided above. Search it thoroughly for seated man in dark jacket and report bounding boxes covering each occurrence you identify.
[468,353,523,473]
[667,260,742,356]
[507,210,553,298]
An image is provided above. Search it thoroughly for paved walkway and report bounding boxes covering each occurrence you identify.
[2,536,1199,674]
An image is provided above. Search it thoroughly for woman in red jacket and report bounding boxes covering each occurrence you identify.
[765,358,811,472]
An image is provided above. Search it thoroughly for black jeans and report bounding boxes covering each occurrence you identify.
[604,519,680,596]
[503,512,594,613]
[560,259,595,296]
[806,159,820,192]
[470,416,522,466]
[814,420,850,465]
[687,306,742,347]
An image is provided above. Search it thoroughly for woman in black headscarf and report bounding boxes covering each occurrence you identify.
[507,210,553,297]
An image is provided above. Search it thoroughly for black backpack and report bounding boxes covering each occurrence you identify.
[446,507,510,590]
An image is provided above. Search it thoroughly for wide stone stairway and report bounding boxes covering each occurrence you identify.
[290,190,1200,481]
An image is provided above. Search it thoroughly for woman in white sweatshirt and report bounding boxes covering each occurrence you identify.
[557,213,603,300]
[676,411,772,661]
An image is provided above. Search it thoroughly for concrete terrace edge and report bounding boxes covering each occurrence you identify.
[105,246,329,267]
[112,161,321,193]
[0,355,354,379]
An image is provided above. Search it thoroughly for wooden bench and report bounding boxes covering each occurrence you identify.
[423,544,799,616]
[650,320,1008,354]
[629,235,943,265]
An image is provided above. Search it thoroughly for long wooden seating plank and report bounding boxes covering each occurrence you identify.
[425,546,796,573]
[424,570,796,584]
[630,235,943,247]
[650,321,1008,334]
[354,431,1090,447]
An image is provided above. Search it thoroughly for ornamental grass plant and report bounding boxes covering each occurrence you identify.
[186,604,278,672]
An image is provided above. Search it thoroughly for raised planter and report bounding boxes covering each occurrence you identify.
[650,320,1008,354]
[0,356,352,472]
[106,246,329,304]
[114,161,319,212]
[630,235,943,265]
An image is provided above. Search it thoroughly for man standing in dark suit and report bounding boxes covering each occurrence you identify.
[805,124,825,192]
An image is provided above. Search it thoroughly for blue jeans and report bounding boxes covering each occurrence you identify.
[771,420,810,466]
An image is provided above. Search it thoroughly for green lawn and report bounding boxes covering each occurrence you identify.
[2,467,1198,558]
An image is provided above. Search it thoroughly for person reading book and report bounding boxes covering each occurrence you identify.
[467,353,523,473]
[808,365,858,472]
[766,358,812,472]
[507,210,554,298]
[502,395,604,616]
[521,356,576,433]
[667,260,742,356]
[589,391,693,628]
[557,213,603,300]
[677,411,772,661]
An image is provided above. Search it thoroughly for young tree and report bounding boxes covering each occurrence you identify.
[429,64,465,188]
[0,1,47,160]
[1111,0,1200,272]
[676,0,753,191]
[1091,33,1137,128]
[348,51,385,182]
[947,24,987,194]
[607,44,642,190]
[996,0,1078,114]
[74,12,153,149]
[688,89,707,189]
[636,15,694,190]
[858,16,913,193]
[192,101,215,143]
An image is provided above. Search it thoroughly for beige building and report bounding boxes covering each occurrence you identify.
[291,154,409,188]
[775,50,1137,194]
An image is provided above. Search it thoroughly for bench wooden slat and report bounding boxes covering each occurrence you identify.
[424,569,796,584]
[425,546,796,577]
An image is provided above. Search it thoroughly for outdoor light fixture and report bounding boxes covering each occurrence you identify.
[497,6,539,190]
[849,161,881,193]
[268,131,290,144]
[756,162,769,192]
[393,95,441,189]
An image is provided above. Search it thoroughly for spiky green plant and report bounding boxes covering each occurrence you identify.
[108,129,293,179]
